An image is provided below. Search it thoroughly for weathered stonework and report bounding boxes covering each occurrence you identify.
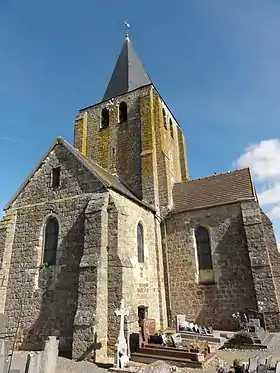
[164,203,257,330]
[241,201,280,330]
[75,86,188,215]
[3,143,105,356]
[164,201,280,330]
[2,35,280,367]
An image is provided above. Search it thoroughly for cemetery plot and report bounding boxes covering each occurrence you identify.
[176,315,224,344]
[131,317,217,368]
[217,355,280,373]
[224,316,270,350]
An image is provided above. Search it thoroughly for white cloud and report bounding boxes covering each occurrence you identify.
[236,138,280,222]
[237,139,280,182]
[269,205,280,220]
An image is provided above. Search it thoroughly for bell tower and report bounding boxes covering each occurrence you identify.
[74,36,189,214]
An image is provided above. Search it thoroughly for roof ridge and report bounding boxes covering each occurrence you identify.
[174,167,250,185]
[4,137,155,213]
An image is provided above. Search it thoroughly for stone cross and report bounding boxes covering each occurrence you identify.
[115,299,129,345]
[115,299,129,368]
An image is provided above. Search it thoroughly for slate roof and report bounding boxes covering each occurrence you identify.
[102,36,152,101]
[172,168,256,213]
[4,137,155,212]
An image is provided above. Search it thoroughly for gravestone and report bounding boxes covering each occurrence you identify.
[265,355,272,368]
[276,362,280,373]
[0,339,8,373]
[0,314,6,339]
[142,319,156,345]
[171,333,182,348]
[176,314,186,333]
[26,352,43,373]
[42,336,59,373]
[248,357,259,373]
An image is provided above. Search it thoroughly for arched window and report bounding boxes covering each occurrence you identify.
[137,222,144,263]
[101,108,109,129]
[169,119,174,138]
[195,227,213,270]
[119,101,128,123]
[195,226,214,284]
[43,217,59,266]
[162,108,167,129]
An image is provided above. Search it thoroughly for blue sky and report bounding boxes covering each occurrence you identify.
[1,0,280,243]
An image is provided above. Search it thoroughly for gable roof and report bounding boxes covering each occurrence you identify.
[172,168,256,213]
[4,137,155,212]
[102,36,152,101]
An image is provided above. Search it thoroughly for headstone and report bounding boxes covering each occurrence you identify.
[265,355,272,368]
[249,318,261,328]
[42,336,59,373]
[276,362,280,373]
[142,319,156,345]
[0,314,7,338]
[248,357,258,373]
[25,352,43,373]
[176,314,185,332]
[0,339,8,373]
[171,333,182,348]
[114,299,129,369]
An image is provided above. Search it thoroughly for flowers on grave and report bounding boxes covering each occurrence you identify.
[39,262,49,269]
[231,312,240,319]
[233,359,246,373]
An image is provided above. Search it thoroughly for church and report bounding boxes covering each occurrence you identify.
[1,35,280,362]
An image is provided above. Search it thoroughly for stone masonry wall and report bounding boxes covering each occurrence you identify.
[0,227,6,270]
[152,90,188,215]
[4,143,105,356]
[75,86,189,215]
[164,203,257,330]
[241,201,280,330]
[72,192,109,362]
[107,190,167,355]
[261,211,280,308]
[75,86,152,200]
[0,211,17,313]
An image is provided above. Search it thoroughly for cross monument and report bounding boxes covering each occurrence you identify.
[114,299,129,368]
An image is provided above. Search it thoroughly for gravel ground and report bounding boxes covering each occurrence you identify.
[9,333,280,373]
[56,357,109,373]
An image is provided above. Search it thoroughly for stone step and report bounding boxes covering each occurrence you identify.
[138,346,203,361]
[180,332,222,343]
[131,352,204,368]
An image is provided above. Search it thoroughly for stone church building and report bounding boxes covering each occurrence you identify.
[1,36,280,361]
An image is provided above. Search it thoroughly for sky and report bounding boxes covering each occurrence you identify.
[0,0,280,243]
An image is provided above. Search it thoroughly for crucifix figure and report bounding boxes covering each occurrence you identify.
[115,299,129,368]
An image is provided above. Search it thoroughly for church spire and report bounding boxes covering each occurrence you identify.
[102,36,152,102]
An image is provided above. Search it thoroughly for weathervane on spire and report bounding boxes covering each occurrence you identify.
[124,21,131,37]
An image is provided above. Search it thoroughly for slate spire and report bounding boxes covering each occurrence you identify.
[102,36,152,101]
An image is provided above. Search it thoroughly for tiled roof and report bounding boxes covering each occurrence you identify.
[172,168,255,213]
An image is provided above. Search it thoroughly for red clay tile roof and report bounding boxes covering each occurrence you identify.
[172,168,255,213]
